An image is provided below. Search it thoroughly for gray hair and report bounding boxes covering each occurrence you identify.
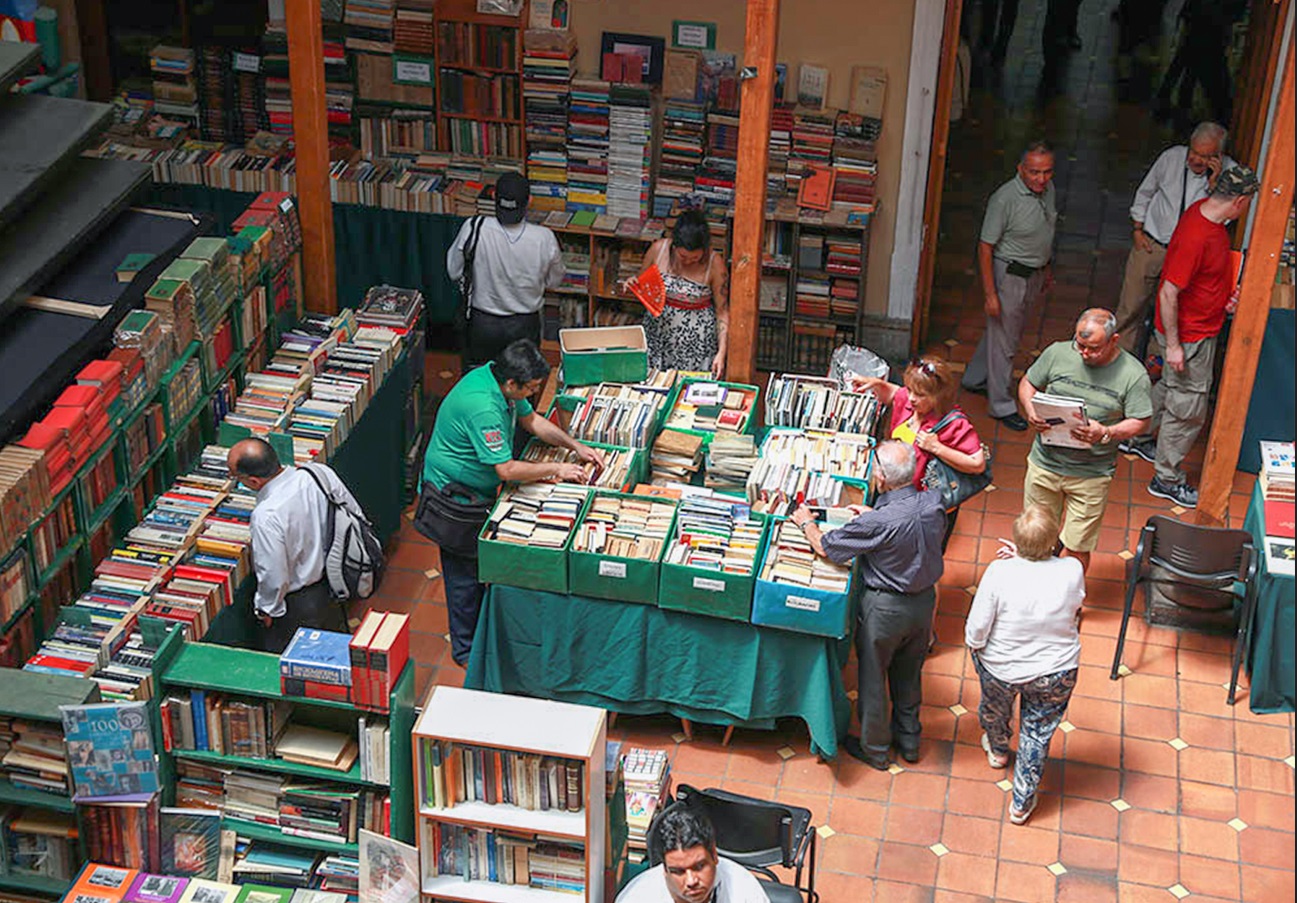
[1190,121,1228,151]
[873,440,917,492]
[1020,139,1054,163]
[1076,308,1117,340]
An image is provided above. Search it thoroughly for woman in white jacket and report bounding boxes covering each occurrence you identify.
[965,504,1084,826]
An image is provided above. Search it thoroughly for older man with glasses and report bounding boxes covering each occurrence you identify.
[1018,309,1153,573]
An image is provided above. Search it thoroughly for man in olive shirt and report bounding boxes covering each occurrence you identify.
[1019,309,1153,573]
[962,140,1058,431]
[419,339,603,665]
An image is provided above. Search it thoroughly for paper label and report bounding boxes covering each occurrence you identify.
[279,197,294,213]
[786,594,821,613]
[599,560,627,579]
[394,59,432,84]
[233,52,261,73]
[675,24,710,49]
[693,577,726,592]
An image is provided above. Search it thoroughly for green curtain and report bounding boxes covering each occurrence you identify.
[143,184,466,323]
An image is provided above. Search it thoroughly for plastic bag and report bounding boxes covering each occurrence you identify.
[829,343,890,390]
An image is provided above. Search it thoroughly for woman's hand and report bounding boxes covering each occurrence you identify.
[849,375,882,394]
[995,538,1018,560]
[913,429,943,454]
[710,350,726,380]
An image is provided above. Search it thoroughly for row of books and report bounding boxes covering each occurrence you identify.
[481,483,590,549]
[748,430,873,517]
[571,495,675,561]
[420,741,585,813]
[766,374,881,435]
[563,384,669,449]
[761,520,851,593]
[160,691,292,759]
[0,718,69,796]
[67,862,355,903]
[421,822,585,892]
[661,496,763,576]
[519,442,637,491]
[664,382,755,435]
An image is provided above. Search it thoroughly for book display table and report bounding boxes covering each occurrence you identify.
[1242,482,1295,714]
[464,585,852,758]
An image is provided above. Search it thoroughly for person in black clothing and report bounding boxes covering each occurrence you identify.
[979,0,1021,60]
[1043,0,1083,51]
[790,441,947,770]
[1157,0,1248,126]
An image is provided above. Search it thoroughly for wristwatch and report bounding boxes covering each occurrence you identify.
[1100,427,1111,444]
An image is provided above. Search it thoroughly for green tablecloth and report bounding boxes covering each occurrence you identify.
[1242,482,1295,714]
[142,183,464,323]
[464,586,852,758]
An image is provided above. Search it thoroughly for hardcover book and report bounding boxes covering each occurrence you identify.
[70,865,139,901]
[280,628,353,686]
[178,880,240,903]
[61,701,160,798]
[160,808,222,878]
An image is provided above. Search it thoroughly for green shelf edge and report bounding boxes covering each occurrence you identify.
[0,781,75,812]
[0,870,73,895]
[35,534,83,587]
[172,748,380,787]
[222,816,358,855]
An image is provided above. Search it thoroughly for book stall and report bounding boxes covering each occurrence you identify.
[1241,440,1296,714]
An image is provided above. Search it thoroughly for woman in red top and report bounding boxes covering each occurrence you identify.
[853,357,987,547]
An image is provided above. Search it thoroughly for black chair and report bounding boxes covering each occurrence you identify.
[1110,515,1258,704]
[653,784,818,903]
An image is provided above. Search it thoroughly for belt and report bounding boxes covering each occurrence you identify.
[862,584,929,597]
[1146,235,1168,248]
[664,296,712,311]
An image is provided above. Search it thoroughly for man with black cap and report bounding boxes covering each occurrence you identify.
[447,171,566,368]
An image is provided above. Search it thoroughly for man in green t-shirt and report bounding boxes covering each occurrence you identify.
[419,339,603,665]
[1018,309,1153,572]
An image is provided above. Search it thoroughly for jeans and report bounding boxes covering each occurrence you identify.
[974,653,1078,811]
[442,549,485,665]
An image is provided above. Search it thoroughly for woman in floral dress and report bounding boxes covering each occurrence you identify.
[638,210,730,377]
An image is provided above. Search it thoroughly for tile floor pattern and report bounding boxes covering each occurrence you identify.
[373,3,1295,899]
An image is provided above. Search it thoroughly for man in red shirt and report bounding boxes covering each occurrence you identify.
[1120,165,1258,507]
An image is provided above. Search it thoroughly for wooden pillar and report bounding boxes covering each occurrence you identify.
[910,0,964,355]
[1197,42,1294,526]
[285,0,337,313]
[727,0,780,384]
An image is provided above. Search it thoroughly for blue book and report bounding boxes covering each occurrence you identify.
[279,629,353,686]
[60,701,159,799]
[190,689,208,750]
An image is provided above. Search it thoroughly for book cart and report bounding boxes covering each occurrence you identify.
[413,686,607,902]
[157,639,417,849]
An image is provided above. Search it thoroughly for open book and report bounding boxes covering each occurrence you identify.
[1031,393,1090,448]
[625,265,666,316]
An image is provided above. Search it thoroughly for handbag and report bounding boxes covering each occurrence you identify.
[413,479,494,559]
[921,410,993,510]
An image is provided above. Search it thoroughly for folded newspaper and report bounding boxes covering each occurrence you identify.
[1031,393,1089,448]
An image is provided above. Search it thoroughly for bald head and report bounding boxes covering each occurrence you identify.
[227,438,282,486]
[873,440,917,493]
[1076,308,1117,341]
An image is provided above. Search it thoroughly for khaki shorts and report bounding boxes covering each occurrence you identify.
[1023,458,1114,554]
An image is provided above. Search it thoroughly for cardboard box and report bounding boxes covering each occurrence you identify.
[559,326,648,387]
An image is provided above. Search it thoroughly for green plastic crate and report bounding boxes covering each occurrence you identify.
[560,326,648,387]
[657,508,770,622]
[476,487,593,594]
[568,491,677,605]
[520,438,648,492]
[661,378,760,450]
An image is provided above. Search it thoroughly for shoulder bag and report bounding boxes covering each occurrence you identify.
[413,479,494,559]
[921,410,993,510]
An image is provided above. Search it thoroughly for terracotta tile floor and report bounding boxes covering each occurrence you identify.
[375,3,1295,899]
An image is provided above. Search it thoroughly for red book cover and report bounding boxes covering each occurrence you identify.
[797,165,836,212]
[40,406,87,436]
[601,52,623,82]
[1264,500,1295,538]
[626,265,666,316]
[18,422,68,451]
[350,610,386,711]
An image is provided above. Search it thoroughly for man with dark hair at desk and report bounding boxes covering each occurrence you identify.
[418,338,603,667]
[791,440,946,770]
[616,804,767,903]
[228,438,363,652]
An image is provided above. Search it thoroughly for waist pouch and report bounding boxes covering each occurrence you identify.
[1006,260,1039,278]
[414,480,493,559]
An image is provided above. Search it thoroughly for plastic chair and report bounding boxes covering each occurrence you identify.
[654,784,818,903]
[1110,515,1258,704]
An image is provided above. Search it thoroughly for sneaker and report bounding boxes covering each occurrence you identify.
[1148,477,1198,508]
[1118,437,1156,463]
[981,733,1009,769]
[1009,795,1038,825]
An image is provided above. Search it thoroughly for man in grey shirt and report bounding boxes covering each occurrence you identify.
[791,441,946,770]
[1115,122,1232,354]
[961,140,1058,431]
[448,171,565,368]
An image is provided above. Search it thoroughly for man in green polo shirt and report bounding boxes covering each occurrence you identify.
[419,339,602,665]
[962,140,1058,431]
[1019,309,1153,573]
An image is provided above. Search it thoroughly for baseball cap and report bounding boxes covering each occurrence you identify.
[1216,165,1260,197]
[495,171,530,225]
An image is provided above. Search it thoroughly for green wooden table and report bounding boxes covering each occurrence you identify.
[464,586,852,758]
[1242,482,1296,714]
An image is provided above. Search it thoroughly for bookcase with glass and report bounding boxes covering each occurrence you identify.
[157,640,416,853]
[413,686,607,902]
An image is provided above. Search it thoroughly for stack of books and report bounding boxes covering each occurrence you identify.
[0,720,69,795]
[622,747,671,863]
[663,496,763,576]
[664,382,755,434]
[761,520,851,593]
[343,0,395,54]
[231,840,323,886]
[572,495,675,560]
[0,446,51,552]
[705,433,759,493]
[793,270,831,318]
[179,238,240,339]
[606,85,653,220]
[787,110,835,197]
[419,742,584,812]
[523,32,576,214]
[280,628,354,704]
[358,284,423,338]
[520,443,636,491]
[89,635,166,702]
[347,610,411,712]
[1259,440,1295,577]
[165,356,204,426]
[832,116,878,214]
[748,430,872,517]
[767,105,795,198]
[657,100,706,215]
[566,78,610,213]
[393,0,434,54]
[482,484,591,548]
[649,429,703,485]
[566,385,666,448]
[150,45,199,130]
[696,110,739,216]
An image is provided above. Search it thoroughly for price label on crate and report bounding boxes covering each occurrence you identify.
[232,52,261,73]
[598,560,628,579]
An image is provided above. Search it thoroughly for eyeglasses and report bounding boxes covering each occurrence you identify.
[1071,337,1111,357]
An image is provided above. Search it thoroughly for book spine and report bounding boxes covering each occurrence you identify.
[279,660,350,685]
[190,689,208,750]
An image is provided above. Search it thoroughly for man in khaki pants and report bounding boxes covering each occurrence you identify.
[1120,166,1259,508]
[1115,123,1232,355]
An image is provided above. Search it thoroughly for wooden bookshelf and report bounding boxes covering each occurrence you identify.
[433,0,527,159]
[158,639,417,846]
[413,686,607,903]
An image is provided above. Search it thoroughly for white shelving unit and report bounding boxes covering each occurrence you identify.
[413,687,607,903]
